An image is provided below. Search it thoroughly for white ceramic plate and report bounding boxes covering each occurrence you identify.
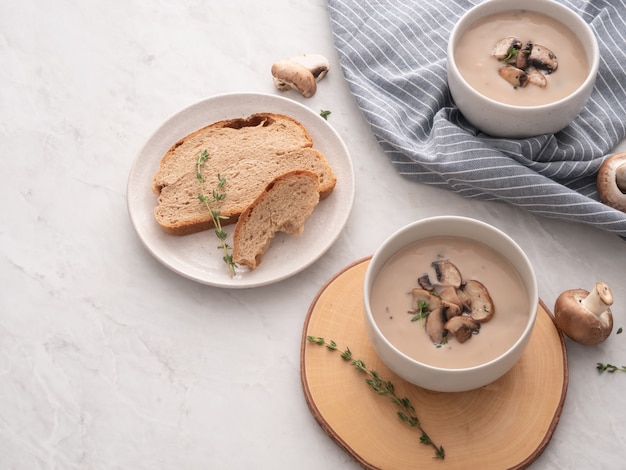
[127,92,355,288]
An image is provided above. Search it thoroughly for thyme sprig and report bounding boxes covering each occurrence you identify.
[596,328,624,374]
[196,150,236,277]
[597,363,626,374]
[306,335,445,460]
[410,300,430,325]
[502,45,519,63]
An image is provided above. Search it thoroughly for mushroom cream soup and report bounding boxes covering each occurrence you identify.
[454,9,588,106]
[370,236,530,369]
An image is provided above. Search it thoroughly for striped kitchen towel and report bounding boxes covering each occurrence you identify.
[327,0,626,238]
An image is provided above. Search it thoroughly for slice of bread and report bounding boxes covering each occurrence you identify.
[152,113,336,235]
[232,170,320,270]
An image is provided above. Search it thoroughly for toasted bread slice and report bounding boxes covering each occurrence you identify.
[232,170,320,270]
[152,113,336,235]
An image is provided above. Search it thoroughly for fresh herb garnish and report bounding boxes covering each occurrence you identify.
[596,328,624,373]
[411,300,430,325]
[320,109,331,120]
[196,150,236,277]
[306,336,445,460]
[502,45,519,63]
[597,363,626,374]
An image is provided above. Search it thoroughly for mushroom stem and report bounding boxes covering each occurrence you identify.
[579,282,613,317]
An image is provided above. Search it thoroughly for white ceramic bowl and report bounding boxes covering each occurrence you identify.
[363,216,538,392]
[447,0,599,138]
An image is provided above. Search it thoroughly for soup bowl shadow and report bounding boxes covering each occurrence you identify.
[447,0,599,138]
[363,216,538,393]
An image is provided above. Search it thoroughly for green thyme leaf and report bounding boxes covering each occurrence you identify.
[307,337,445,460]
[597,363,626,373]
[196,150,237,277]
[502,45,520,63]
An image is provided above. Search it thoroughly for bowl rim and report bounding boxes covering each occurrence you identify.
[363,215,539,373]
[446,0,600,111]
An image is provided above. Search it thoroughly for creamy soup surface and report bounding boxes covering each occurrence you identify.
[370,236,530,369]
[454,10,588,106]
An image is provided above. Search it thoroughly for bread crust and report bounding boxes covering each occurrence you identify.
[232,170,321,270]
[152,112,335,235]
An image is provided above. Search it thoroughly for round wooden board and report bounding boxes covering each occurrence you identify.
[300,257,568,470]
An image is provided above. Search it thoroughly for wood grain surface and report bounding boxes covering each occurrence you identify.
[301,257,568,470]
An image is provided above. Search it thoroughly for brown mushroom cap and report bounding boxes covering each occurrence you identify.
[412,287,462,321]
[498,65,529,88]
[432,260,463,289]
[597,153,626,212]
[528,43,558,74]
[425,307,446,344]
[411,288,442,311]
[271,59,317,98]
[271,54,329,98]
[491,36,522,60]
[526,67,547,88]
[462,279,495,323]
[439,286,464,311]
[554,285,614,345]
[444,316,480,343]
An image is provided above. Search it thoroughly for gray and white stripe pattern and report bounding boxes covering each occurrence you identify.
[328,0,626,238]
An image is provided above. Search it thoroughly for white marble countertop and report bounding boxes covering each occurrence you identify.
[2,1,626,468]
